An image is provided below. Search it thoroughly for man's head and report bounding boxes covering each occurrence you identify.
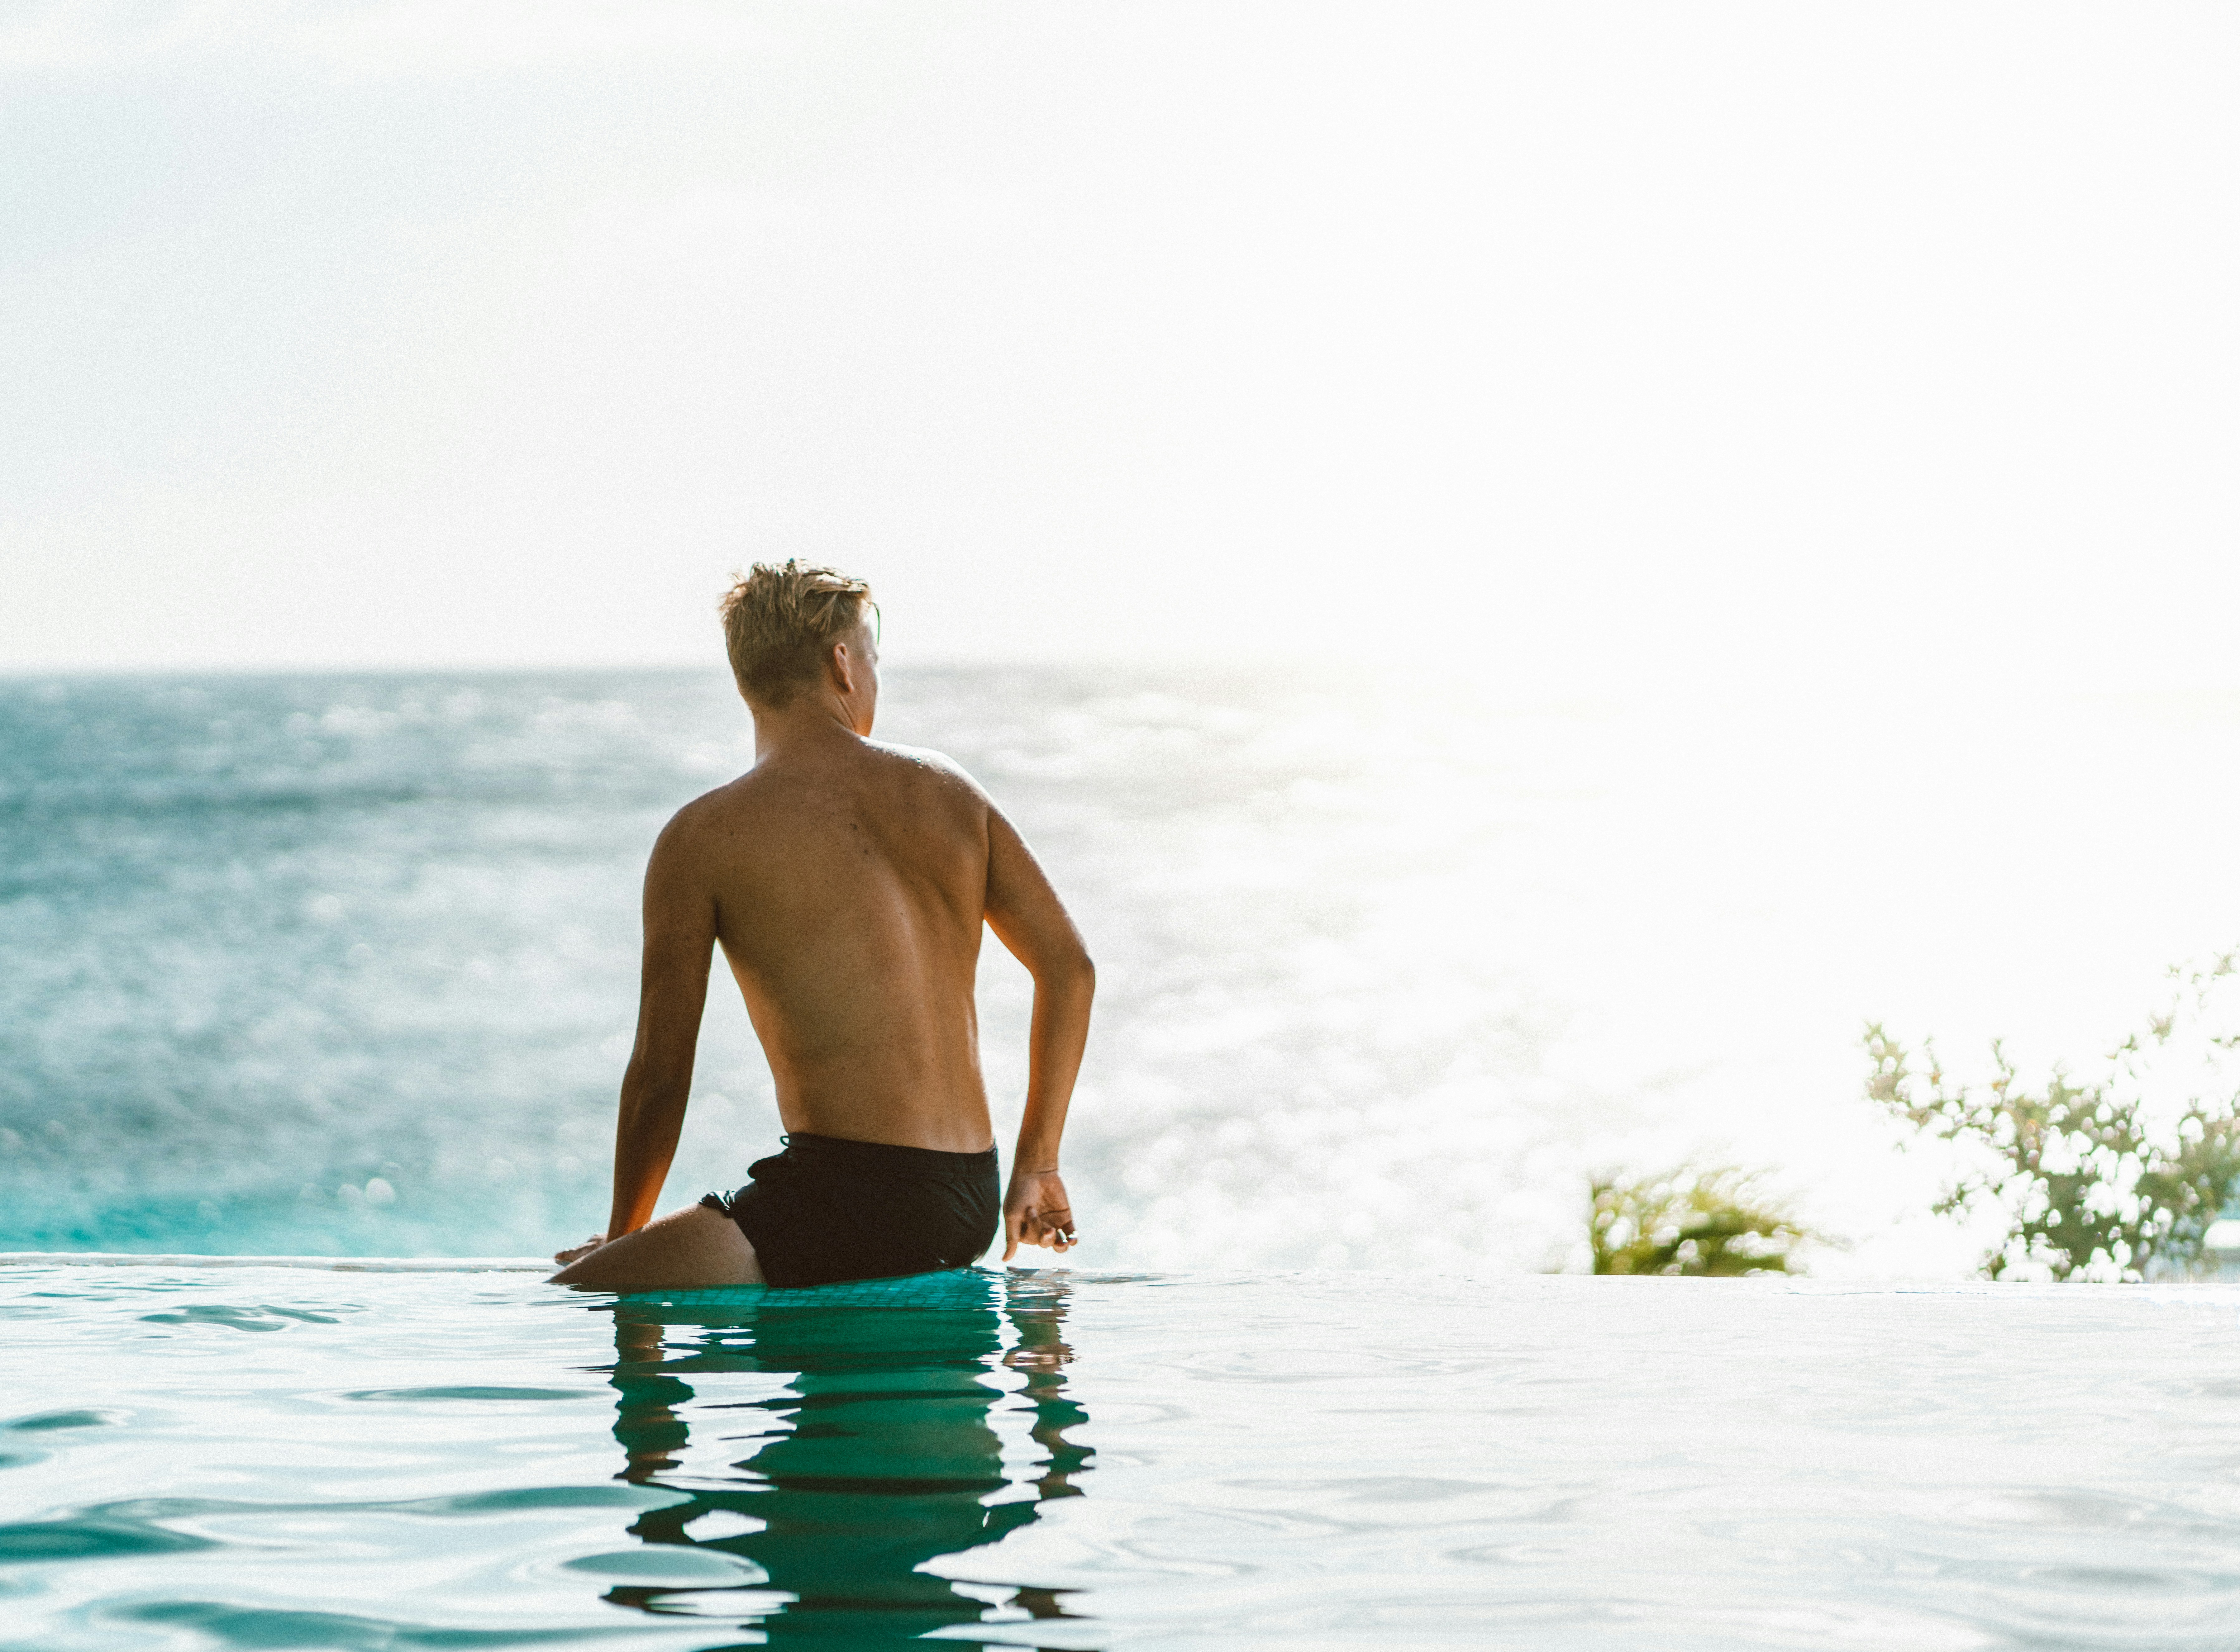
[717,560,878,721]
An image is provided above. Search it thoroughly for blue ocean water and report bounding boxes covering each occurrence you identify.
[9,668,2240,1275]
[1,671,715,1254]
[0,666,1604,1268]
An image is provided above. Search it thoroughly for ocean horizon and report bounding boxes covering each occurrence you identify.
[8,664,2240,1276]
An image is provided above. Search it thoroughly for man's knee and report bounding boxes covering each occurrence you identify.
[551,1205,762,1291]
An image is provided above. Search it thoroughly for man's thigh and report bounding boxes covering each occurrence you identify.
[550,1204,764,1291]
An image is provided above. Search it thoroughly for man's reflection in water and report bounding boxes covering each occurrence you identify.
[598,1272,1089,1643]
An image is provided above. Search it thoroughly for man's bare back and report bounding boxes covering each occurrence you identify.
[691,741,1007,1154]
[552,565,1092,1291]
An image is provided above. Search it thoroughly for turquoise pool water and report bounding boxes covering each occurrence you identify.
[4,1262,2238,1649]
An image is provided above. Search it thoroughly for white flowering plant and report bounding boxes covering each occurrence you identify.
[1867,953,2240,1282]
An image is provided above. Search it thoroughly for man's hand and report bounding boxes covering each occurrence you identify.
[1003,1170,1077,1261]
[553,1234,606,1266]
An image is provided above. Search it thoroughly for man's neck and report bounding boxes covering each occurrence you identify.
[750,698,863,763]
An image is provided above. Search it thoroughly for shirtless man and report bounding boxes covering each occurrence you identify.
[550,561,1092,1291]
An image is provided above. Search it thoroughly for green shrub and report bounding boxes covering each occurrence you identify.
[1866,952,2240,1281]
[1589,1165,1820,1276]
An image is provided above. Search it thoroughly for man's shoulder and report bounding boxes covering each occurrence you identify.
[862,739,988,796]
[657,744,988,835]
[653,775,762,846]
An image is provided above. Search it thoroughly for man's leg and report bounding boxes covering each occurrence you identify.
[550,1203,764,1291]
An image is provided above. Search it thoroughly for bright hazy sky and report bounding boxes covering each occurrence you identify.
[5,2,2236,689]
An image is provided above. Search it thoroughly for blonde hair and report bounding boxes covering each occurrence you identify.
[717,560,875,705]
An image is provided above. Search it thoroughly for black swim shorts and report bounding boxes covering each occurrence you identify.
[699,1133,1001,1289]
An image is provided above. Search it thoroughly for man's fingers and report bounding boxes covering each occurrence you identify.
[1003,1193,1083,1261]
[1019,1206,1078,1252]
[552,1232,606,1264]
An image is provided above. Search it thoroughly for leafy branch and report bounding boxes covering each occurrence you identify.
[1866,951,2240,1281]
[1588,1165,1824,1276]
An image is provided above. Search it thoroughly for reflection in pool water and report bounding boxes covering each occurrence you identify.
[12,1264,2240,1649]
[596,1271,1089,1641]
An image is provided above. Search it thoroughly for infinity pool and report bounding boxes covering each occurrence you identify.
[2,1260,2236,1649]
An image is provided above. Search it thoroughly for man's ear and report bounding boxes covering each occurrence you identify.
[827,640,857,695]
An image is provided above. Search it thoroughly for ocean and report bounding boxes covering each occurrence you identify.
[7,667,2240,1274]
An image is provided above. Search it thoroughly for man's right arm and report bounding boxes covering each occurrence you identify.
[983,801,1094,1259]
[603,809,717,1242]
